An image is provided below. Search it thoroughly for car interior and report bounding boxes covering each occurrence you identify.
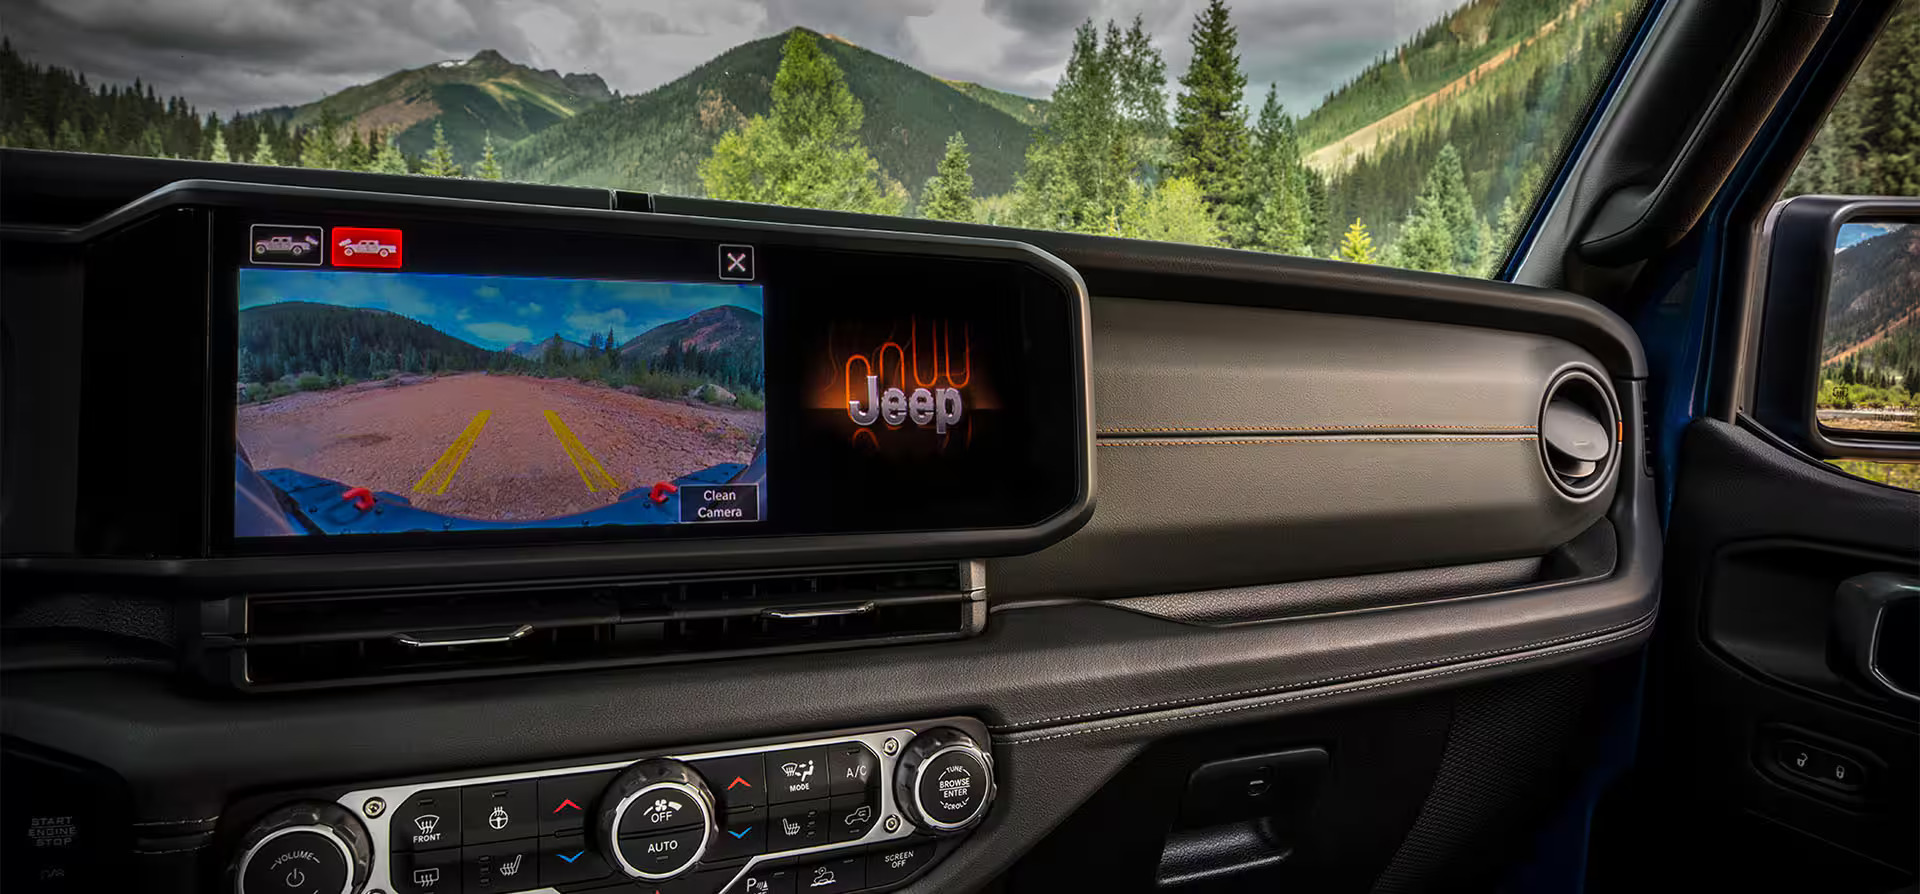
[0,1,1915,893]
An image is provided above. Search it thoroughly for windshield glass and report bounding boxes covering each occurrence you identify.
[1,0,1644,279]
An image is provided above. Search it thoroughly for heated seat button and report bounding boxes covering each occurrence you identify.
[764,746,828,803]
[691,755,766,812]
[766,799,827,851]
[390,847,460,894]
[461,780,535,845]
[828,794,877,842]
[539,771,613,836]
[867,837,936,887]
[706,806,766,862]
[827,743,879,796]
[392,787,461,851]
[616,826,705,877]
[464,840,537,892]
[539,833,609,886]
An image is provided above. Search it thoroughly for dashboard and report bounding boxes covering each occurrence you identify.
[1,152,1657,894]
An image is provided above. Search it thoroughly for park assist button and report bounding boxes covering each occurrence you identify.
[238,830,351,894]
[679,484,759,523]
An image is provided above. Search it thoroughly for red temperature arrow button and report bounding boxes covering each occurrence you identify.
[727,777,752,791]
[552,799,583,814]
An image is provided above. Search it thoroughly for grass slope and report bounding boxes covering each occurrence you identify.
[274,50,611,167]
[503,28,1035,199]
[942,79,1050,126]
[1300,0,1584,151]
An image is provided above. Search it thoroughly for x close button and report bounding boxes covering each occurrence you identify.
[719,244,754,281]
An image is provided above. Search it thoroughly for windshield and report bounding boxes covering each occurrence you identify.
[0,0,1644,279]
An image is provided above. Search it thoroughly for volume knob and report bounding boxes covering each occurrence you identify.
[893,728,995,835]
[229,801,370,894]
[597,759,718,881]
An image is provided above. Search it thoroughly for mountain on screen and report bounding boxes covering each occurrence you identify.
[505,334,592,361]
[619,305,763,362]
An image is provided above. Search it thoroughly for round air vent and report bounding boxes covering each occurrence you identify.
[1538,369,1619,498]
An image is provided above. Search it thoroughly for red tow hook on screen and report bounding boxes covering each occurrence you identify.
[648,481,679,504]
[341,487,376,511]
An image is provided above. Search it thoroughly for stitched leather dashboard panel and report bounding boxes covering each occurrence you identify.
[993,296,1623,599]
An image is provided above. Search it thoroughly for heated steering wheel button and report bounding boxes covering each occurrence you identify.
[461,780,535,844]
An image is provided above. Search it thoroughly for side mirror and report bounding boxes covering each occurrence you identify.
[1751,195,1920,461]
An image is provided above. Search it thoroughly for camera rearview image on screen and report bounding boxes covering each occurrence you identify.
[232,269,766,537]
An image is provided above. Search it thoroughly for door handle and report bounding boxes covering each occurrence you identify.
[1832,572,1920,703]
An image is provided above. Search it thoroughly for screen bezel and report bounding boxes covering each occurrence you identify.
[185,183,1092,562]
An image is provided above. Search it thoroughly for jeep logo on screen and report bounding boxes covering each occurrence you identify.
[847,376,964,433]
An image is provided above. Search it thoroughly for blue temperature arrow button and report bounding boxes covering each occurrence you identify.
[558,851,584,863]
[728,827,753,839]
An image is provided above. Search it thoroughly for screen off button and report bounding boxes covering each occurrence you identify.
[679,484,758,523]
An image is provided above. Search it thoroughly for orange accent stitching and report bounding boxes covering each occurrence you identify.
[1098,437,1538,446]
[1098,424,1536,434]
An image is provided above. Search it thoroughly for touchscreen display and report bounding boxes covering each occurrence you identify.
[233,268,766,537]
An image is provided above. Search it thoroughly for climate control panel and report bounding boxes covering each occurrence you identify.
[227,721,992,894]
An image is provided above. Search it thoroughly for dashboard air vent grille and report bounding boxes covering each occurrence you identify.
[199,563,983,690]
[1538,369,1620,498]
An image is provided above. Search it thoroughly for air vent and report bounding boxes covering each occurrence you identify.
[195,564,984,691]
[1539,369,1620,498]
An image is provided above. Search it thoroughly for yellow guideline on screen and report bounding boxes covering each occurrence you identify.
[413,410,492,495]
[544,409,622,493]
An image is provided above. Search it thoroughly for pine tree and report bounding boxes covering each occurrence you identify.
[370,133,408,174]
[1246,85,1310,253]
[1336,219,1377,264]
[423,122,461,177]
[920,133,977,222]
[699,30,903,214]
[1008,20,1160,233]
[1171,0,1251,240]
[251,129,278,166]
[300,109,343,169]
[1393,144,1480,274]
[475,132,505,180]
[207,126,229,162]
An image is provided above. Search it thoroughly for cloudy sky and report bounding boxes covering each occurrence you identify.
[239,269,763,350]
[5,0,1463,118]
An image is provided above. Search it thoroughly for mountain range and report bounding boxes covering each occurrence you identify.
[1822,225,1920,364]
[616,305,763,361]
[257,49,613,168]
[503,29,1040,199]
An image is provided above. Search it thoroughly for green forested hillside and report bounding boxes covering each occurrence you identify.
[1786,0,1919,198]
[259,50,611,168]
[0,38,210,157]
[238,301,501,387]
[1321,0,1637,260]
[503,28,1036,199]
[1299,0,1590,149]
[942,80,1050,126]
